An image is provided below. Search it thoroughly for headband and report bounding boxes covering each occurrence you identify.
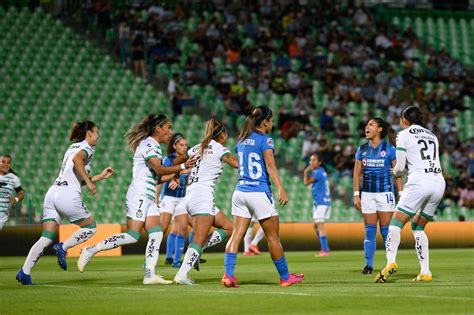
[213,125,225,138]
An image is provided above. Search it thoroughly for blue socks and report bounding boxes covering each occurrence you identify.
[224,253,237,277]
[188,231,194,244]
[319,236,329,252]
[273,256,290,280]
[166,233,177,259]
[380,225,389,247]
[174,235,186,264]
[364,224,377,267]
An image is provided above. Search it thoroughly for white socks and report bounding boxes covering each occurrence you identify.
[177,244,201,278]
[22,237,52,274]
[244,227,253,252]
[63,228,96,251]
[89,233,138,255]
[386,226,401,265]
[203,229,227,250]
[251,227,265,246]
[413,230,431,275]
[144,231,163,278]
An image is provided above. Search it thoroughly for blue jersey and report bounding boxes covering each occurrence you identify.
[310,167,331,206]
[355,140,396,193]
[235,132,274,193]
[160,153,187,198]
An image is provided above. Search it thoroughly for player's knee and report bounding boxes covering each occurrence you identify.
[411,221,425,232]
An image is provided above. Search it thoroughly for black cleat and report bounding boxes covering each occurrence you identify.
[165,258,173,265]
[199,258,207,264]
[362,265,373,274]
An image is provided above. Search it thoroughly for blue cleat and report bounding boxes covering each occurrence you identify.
[16,268,32,285]
[172,261,182,268]
[52,242,68,270]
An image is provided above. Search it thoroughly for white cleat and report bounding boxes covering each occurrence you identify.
[143,274,173,285]
[174,274,196,285]
[77,247,94,273]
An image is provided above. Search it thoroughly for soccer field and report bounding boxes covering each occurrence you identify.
[1,249,473,314]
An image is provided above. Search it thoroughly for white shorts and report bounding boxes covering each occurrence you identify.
[232,190,278,221]
[159,195,187,217]
[126,191,160,222]
[397,179,445,219]
[361,192,395,214]
[42,186,91,224]
[184,190,218,216]
[313,205,331,223]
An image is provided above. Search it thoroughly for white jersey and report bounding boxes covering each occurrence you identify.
[54,140,94,191]
[186,140,230,195]
[396,124,443,182]
[127,136,163,201]
[0,173,21,215]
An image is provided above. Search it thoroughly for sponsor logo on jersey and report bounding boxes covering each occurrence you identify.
[362,158,385,167]
[267,138,274,147]
[380,150,386,157]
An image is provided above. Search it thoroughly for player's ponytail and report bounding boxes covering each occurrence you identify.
[167,132,186,155]
[238,105,273,142]
[200,118,226,156]
[373,117,396,146]
[69,120,97,142]
[401,105,424,127]
[125,114,169,152]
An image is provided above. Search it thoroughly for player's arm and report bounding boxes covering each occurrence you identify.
[73,150,96,195]
[222,153,238,168]
[263,149,288,205]
[90,167,114,183]
[353,160,362,210]
[303,166,316,186]
[148,155,196,176]
[9,186,24,206]
[392,150,407,177]
[391,160,403,194]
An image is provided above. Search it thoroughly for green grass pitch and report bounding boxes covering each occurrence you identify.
[1,249,473,314]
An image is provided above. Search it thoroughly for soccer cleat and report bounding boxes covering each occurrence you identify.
[16,268,32,285]
[172,261,182,268]
[248,244,261,255]
[77,247,94,273]
[221,273,240,288]
[375,262,398,283]
[243,251,255,256]
[362,265,373,274]
[280,273,305,287]
[165,257,173,265]
[143,274,173,285]
[194,259,200,271]
[199,258,207,264]
[315,251,330,257]
[174,274,195,285]
[52,242,68,271]
[412,274,432,282]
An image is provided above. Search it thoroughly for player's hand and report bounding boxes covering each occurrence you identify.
[185,155,197,169]
[278,186,288,206]
[168,178,179,190]
[87,181,96,195]
[353,196,361,210]
[100,167,114,180]
[9,196,16,206]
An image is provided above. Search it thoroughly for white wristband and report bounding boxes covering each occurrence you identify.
[353,191,360,197]
[180,163,186,170]
[14,197,19,203]
[399,191,403,195]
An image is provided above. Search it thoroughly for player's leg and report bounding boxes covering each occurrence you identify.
[361,192,378,274]
[162,212,175,264]
[223,215,251,287]
[249,226,264,255]
[377,211,393,247]
[314,205,330,256]
[243,222,255,255]
[205,208,232,250]
[411,214,432,281]
[143,213,171,284]
[375,192,396,247]
[172,213,188,267]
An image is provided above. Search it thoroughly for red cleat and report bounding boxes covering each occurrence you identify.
[316,251,330,257]
[248,244,261,255]
[280,273,305,287]
[243,251,255,256]
[221,273,240,288]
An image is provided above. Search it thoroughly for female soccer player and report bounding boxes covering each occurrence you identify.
[304,153,331,257]
[222,105,304,288]
[78,114,195,285]
[16,121,114,285]
[174,119,237,285]
[0,155,24,230]
[353,118,403,274]
[159,132,190,268]
[375,106,445,283]
[243,217,265,256]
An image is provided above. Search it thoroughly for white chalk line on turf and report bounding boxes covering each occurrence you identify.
[35,284,474,301]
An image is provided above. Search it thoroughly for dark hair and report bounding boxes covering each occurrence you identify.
[238,105,273,142]
[69,120,97,142]
[1,154,16,174]
[200,119,226,156]
[401,105,424,127]
[125,114,169,152]
[371,117,397,146]
[167,132,186,155]
[311,152,324,164]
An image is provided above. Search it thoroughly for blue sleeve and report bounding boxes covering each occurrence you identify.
[311,169,320,181]
[163,155,173,167]
[355,146,362,160]
[388,145,396,162]
[261,136,274,152]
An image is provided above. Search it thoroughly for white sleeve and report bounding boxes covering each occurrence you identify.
[219,146,231,160]
[13,174,22,188]
[393,149,407,177]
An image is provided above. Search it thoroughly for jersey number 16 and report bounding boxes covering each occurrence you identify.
[238,152,263,179]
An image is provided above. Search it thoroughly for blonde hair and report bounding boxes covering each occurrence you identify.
[125,114,169,152]
[200,119,226,156]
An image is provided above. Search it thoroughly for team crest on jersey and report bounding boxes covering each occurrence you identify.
[362,151,367,156]
[362,158,367,167]
[136,209,143,218]
[380,150,386,157]
[267,138,274,146]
